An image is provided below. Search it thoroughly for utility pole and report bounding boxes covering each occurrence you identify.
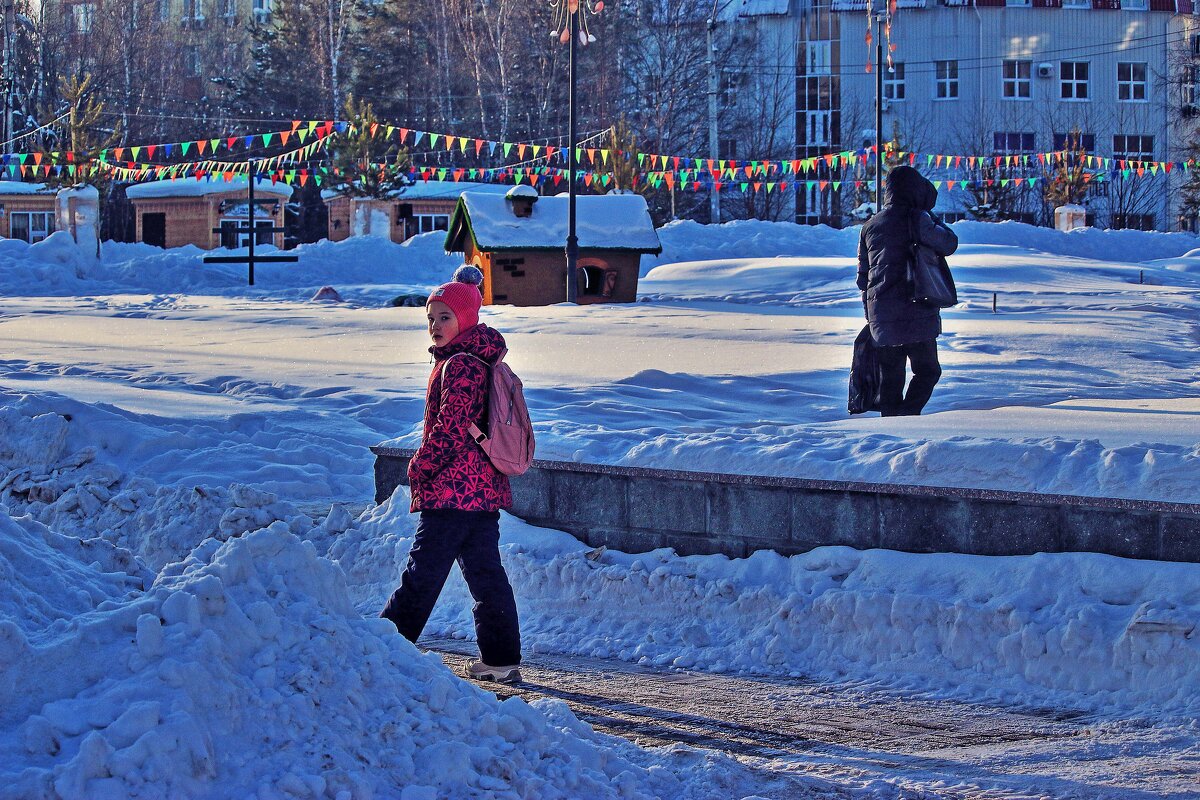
[706,9,720,224]
[565,6,579,303]
[2,0,15,155]
[874,1,885,212]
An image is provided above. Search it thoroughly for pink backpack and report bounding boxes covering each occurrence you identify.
[443,350,535,476]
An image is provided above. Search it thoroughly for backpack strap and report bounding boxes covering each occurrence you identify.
[438,353,491,445]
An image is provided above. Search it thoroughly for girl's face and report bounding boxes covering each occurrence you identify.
[427,300,460,346]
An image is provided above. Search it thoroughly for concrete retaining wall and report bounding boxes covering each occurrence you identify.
[371,446,1200,563]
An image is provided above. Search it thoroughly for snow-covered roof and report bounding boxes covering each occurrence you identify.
[737,0,790,16]
[126,177,293,201]
[830,0,925,9]
[321,181,511,202]
[446,192,662,254]
[0,181,55,196]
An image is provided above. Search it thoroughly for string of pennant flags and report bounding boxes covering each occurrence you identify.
[0,115,1194,191]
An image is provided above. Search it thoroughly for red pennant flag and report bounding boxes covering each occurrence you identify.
[279,131,291,146]
[197,139,208,155]
[1165,162,1174,174]
[818,180,828,191]
[369,123,379,137]
[553,175,562,186]
[584,174,594,187]
[753,182,762,192]
[291,120,302,131]
[453,168,465,181]
[474,139,484,155]
[713,181,723,192]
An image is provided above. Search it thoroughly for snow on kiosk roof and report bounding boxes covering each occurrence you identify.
[445,191,662,254]
[0,181,56,195]
[126,177,293,200]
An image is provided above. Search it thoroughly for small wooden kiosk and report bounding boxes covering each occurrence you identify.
[323,181,511,243]
[444,187,661,306]
[0,182,58,242]
[127,178,293,250]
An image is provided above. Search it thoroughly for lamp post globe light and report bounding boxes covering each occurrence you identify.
[550,0,605,303]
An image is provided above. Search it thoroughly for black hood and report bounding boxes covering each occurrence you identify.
[884,165,937,211]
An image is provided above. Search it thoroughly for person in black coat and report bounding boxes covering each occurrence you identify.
[857,165,959,416]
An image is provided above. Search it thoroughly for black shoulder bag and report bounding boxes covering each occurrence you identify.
[908,212,958,308]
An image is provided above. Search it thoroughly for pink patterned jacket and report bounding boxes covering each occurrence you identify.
[407,323,513,513]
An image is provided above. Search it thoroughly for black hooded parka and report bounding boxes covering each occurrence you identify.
[856,166,959,347]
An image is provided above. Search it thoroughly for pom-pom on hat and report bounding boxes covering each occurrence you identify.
[428,265,484,331]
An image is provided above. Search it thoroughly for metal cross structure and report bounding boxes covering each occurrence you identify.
[202,159,297,286]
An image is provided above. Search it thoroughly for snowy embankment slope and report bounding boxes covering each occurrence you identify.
[1,218,1199,797]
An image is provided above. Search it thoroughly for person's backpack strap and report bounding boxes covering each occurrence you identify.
[439,352,491,444]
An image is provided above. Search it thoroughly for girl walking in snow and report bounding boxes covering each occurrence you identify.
[381,266,522,683]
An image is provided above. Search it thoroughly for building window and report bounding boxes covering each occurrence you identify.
[222,0,236,17]
[415,214,449,234]
[884,63,905,101]
[1062,0,1090,7]
[73,3,95,33]
[806,111,831,146]
[9,211,55,243]
[1003,60,1031,100]
[1113,134,1154,161]
[184,46,201,77]
[719,71,748,107]
[806,41,832,76]
[1112,214,1155,231]
[1052,132,1095,152]
[1060,62,1089,100]
[1006,0,1030,6]
[1123,0,1148,8]
[935,60,958,99]
[1184,65,1200,110]
[253,0,271,21]
[1117,62,1147,102]
[993,132,1035,154]
[182,0,204,19]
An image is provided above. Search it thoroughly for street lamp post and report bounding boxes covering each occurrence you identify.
[553,0,604,304]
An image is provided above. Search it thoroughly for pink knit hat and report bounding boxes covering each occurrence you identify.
[428,265,484,330]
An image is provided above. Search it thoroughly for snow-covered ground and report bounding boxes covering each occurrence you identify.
[1,218,1198,798]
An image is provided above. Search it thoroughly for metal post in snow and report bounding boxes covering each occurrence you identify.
[247,158,256,287]
[707,12,720,224]
[565,8,579,304]
[874,6,884,213]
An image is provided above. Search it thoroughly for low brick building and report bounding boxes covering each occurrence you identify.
[324,181,511,243]
[0,182,58,243]
[126,178,293,250]
[444,187,661,306]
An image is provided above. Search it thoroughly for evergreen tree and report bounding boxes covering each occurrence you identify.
[1179,135,1200,231]
[606,115,645,195]
[329,96,410,198]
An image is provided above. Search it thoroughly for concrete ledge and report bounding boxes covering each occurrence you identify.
[371,446,1200,563]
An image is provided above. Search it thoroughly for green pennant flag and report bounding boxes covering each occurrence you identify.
[933,181,942,189]
[739,183,748,192]
[832,181,841,191]
[298,129,309,144]
[694,158,703,169]
[601,174,610,186]
[181,141,193,156]
[437,168,448,180]
[1000,179,1009,187]
[17,153,27,165]
[503,143,512,157]
[1123,169,1131,179]
[131,147,142,161]
[575,148,583,162]
[926,154,935,167]
[210,139,220,153]
[261,133,273,147]
[638,153,645,166]
[1028,177,1038,186]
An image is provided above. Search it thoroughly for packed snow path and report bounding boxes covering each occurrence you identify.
[429,638,1199,800]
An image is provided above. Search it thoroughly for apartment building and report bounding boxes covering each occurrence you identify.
[792,0,1200,230]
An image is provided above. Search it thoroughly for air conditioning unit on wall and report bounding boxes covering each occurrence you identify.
[1037,63,1053,78]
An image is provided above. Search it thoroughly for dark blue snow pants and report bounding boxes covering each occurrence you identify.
[380,509,521,666]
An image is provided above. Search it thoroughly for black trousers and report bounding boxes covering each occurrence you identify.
[381,509,521,666]
[877,338,941,416]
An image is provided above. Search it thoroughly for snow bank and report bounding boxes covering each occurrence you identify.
[641,217,1200,281]
[0,520,854,799]
[0,231,461,300]
[328,498,1200,719]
